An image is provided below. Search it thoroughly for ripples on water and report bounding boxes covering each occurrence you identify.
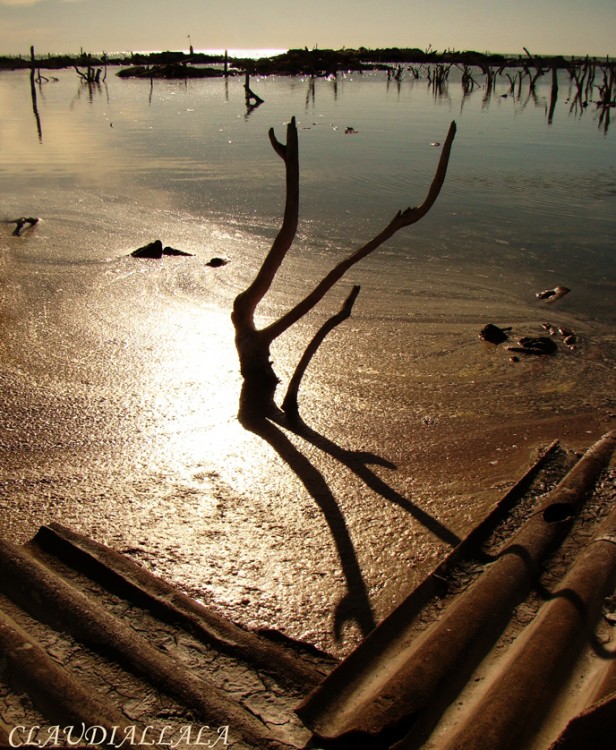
[0,66,614,653]
[2,68,614,281]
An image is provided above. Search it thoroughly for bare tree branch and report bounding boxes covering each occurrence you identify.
[283,285,361,418]
[262,119,457,343]
[232,117,299,329]
[231,117,457,421]
[268,127,287,159]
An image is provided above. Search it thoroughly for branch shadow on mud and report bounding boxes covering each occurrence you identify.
[240,412,377,641]
[276,411,462,549]
[239,401,461,644]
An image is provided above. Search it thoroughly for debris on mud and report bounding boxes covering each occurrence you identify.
[536,286,571,302]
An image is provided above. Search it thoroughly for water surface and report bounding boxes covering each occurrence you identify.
[1,66,614,654]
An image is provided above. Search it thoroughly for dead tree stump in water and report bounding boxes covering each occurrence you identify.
[231,117,457,424]
[244,72,264,114]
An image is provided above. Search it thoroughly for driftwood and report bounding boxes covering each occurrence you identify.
[5,217,39,236]
[231,117,456,422]
[507,335,558,356]
[536,285,571,302]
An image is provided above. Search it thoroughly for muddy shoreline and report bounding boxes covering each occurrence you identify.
[1,261,614,656]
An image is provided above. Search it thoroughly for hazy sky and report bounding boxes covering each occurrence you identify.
[1,0,614,57]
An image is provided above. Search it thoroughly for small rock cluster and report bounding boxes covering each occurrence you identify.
[130,240,229,268]
[480,323,579,361]
[541,321,577,349]
[479,284,578,362]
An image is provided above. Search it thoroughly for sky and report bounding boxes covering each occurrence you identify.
[1,0,615,58]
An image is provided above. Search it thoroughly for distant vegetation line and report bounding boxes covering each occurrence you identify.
[0,46,610,74]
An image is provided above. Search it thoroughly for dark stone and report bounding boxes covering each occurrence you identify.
[479,323,510,345]
[206,257,229,267]
[131,241,194,258]
[507,336,558,356]
[131,240,163,258]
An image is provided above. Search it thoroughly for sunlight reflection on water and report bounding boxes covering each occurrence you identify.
[1,65,614,654]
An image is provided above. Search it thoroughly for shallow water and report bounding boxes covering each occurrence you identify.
[0,66,614,654]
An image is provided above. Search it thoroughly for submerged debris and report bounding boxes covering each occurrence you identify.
[542,321,578,350]
[483,319,580,361]
[5,216,39,236]
[541,321,559,336]
[536,285,571,302]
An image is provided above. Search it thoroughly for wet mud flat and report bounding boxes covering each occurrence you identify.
[0,431,614,749]
[1,247,615,662]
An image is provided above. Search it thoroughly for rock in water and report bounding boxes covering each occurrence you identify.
[507,336,558,356]
[479,323,510,345]
[131,241,194,258]
[131,240,163,258]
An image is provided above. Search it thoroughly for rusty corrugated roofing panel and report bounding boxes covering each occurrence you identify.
[296,430,616,746]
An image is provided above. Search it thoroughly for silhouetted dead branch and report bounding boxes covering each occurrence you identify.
[244,72,264,115]
[75,65,103,84]
[523,47,548,89]
[232,117,457,423]
[459,65,479,94]
[478,63,497,95]
[282,285,361,419]
[548,66,559,124]
[29,46,42,142]
[597,61,615,106]
[428,64,452,96]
